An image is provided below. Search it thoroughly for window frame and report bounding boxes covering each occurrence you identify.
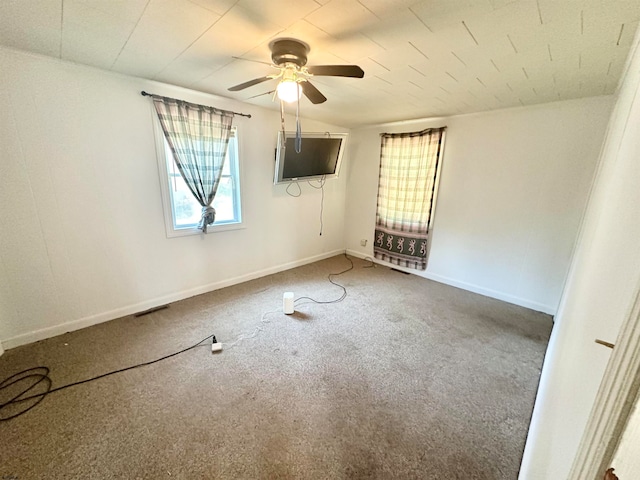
[154,119,244,238]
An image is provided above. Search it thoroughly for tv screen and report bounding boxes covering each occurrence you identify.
[274,132,348,184]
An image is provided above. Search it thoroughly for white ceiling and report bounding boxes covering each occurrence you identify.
[1,0,638,127]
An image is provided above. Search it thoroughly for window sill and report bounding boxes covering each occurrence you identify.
[165,221,245,238]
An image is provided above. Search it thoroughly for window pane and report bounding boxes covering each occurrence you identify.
[222,153,231,175]
[212,176,235,222]
[163,126,240,231]
[169,173,202,228]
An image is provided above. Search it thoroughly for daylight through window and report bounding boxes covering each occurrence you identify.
[159,127,242,235]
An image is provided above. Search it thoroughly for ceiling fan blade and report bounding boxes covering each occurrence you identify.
[300,81,327,104]
[307,65,364,78]
[228,76,272,91]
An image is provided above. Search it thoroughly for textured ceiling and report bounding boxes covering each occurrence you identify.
[1,0,638,127]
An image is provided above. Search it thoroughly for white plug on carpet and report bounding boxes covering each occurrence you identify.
[211,335,222,353]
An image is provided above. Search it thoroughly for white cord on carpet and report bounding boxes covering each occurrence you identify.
[222,308,283,349]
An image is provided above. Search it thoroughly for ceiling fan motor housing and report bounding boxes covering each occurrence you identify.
[270,38,310,67]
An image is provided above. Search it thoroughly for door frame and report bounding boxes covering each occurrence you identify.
[569,280,640,478]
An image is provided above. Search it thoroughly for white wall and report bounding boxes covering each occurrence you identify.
[520,28,640,479]
[344,97,612,314]
[0,48,349,348]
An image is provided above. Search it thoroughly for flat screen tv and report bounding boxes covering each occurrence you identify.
[274,131,348,184]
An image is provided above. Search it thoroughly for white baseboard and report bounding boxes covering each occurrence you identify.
[2,249,346,350]
[346,249,556,315]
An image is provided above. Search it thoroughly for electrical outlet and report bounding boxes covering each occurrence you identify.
[360,239,367,246]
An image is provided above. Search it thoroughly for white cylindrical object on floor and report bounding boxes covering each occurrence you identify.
[283,292,295,314]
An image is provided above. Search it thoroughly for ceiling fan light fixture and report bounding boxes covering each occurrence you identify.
[277,80,301,103]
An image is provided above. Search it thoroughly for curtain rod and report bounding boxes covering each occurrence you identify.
[380,126,446,138]
[140,91,251,118]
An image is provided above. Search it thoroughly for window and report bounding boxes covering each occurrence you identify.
[374,127,446,270]
[156,126,242,237]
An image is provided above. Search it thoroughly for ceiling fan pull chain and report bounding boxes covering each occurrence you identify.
[295,93,302,153]
[280,99,286,149]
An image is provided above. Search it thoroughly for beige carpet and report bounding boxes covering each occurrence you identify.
[0,255,552,479]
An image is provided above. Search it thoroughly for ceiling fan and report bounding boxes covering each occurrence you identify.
[228,38,365,105]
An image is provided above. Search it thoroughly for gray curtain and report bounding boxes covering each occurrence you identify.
[152,95,234,233]
[374,127,446,270]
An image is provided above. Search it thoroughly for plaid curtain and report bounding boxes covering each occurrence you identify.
[374,127,446,270]
[152,95,234,233]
